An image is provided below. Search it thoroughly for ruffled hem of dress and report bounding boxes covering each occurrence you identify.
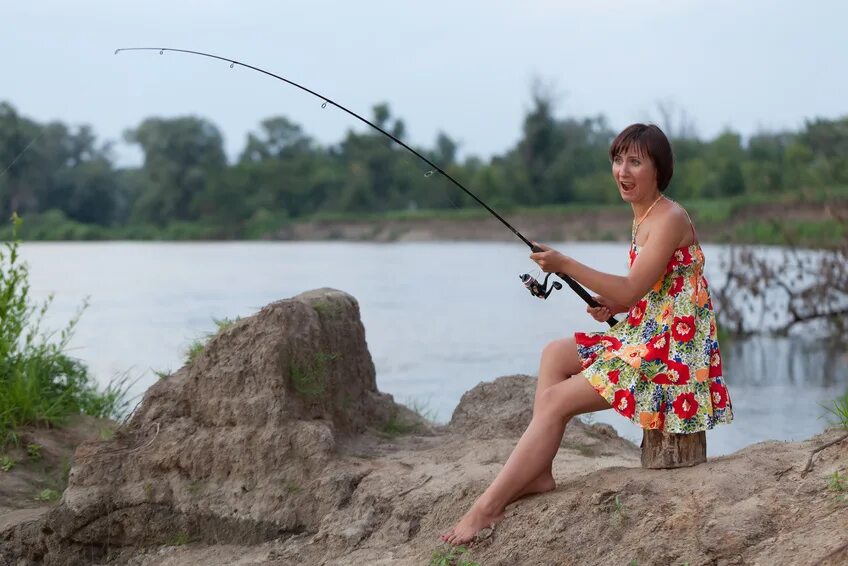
[575,332,735,434]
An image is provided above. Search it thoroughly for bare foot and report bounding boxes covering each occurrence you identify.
[508,470,556,504]
[439,501,505,546]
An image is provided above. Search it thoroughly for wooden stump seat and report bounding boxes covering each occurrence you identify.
[641,430,706,469]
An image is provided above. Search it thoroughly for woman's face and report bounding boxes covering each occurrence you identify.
[611,146,659,203]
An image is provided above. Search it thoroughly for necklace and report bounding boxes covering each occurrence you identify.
[634,194,665,230]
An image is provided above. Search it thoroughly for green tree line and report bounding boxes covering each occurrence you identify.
[0,92,846,239]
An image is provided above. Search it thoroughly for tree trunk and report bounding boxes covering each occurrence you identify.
[641,430,706,469]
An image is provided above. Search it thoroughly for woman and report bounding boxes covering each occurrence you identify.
[440,123,734,545]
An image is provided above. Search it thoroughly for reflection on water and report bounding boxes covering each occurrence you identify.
[18,241,848,458]
[702,334,847,457]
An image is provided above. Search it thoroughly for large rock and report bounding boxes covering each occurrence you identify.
[449,374,638,455]
[32,289,414,564]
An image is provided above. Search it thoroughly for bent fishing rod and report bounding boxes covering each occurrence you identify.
[115,47,618,326]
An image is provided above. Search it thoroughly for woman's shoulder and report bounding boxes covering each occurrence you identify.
[653,199,692,234]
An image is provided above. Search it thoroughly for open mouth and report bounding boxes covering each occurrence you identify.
[620,182,635,192]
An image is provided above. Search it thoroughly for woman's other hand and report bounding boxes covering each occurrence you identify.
[587,295,615,322]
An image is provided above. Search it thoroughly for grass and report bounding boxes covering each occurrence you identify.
[167,533,192,546]
[35,488,60,502]
[612,494,628,519]
[430,545,479,566]
[378,413,417,438]
[402,396,438,423]
[823,391,848,431]
[0,214,132,444]
[183,316,241,365]
[26,443,42,460]
[826,471,846,491]
[289,352,338,397]
[1,455,14,471]
[312,299,344,318]
[283,480,301,494]
[378,397,439,437]
[827,471,847,503]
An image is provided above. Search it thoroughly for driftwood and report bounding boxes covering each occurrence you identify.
[641,430,706,469]
[801,432,848,477]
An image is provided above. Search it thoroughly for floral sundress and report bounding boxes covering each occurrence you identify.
[575,219,734,433]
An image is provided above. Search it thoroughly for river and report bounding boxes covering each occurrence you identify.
[21,241,848,456]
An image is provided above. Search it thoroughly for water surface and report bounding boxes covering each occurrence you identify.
[22,241,848,456]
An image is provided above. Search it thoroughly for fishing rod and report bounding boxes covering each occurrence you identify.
[114,47,618,326]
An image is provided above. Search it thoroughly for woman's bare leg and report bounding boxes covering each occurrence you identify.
[507,338,585,503]
[441,370,611,545]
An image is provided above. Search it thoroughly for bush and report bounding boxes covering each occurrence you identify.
[0,214,129,437]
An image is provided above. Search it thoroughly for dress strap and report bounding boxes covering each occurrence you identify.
[671,199,699,246]
[632,194,665,245]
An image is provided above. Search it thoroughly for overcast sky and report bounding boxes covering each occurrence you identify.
[3,1,846,166]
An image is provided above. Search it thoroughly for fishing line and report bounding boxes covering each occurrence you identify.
[0,130,44,179]
[114,47,618,326]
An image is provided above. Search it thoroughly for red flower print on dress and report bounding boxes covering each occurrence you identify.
[613,389,636,418]
[577,333,623,351]
[709,382,728,409]
[709,348,723,377]
[666,247,693,273]
[628,299,647,326]
[607,369,621,384]
[671,315,696,343]
[672,392,699,420]
[668,276,685,297]
[599,335,623,350]
[644,332,670,362]
[653,359,690,385]
[575,333,601,347]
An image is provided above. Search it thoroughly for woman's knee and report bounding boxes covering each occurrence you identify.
[535,385,575,422]
[540,338,582,376]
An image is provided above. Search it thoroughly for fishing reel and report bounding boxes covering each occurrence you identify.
[519,272,562,299]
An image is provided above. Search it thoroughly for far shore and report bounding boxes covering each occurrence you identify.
[6,192,846,247]
[273,198,844,247]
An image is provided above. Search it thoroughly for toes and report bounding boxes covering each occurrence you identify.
[448,530,467,546]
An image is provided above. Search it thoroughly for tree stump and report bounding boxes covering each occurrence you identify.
[641,430,706,469]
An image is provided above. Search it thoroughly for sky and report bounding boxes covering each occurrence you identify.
[2,0,846,166]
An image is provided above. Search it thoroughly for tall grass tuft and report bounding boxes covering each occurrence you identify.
[0,214,129,439]
[824,390,848,431]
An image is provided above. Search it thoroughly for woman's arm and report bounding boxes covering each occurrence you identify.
[530,211,690,308]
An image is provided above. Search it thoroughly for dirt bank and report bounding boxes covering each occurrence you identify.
[2,289,846,565]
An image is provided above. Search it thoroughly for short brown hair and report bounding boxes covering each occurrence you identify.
[609,124,674,192]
